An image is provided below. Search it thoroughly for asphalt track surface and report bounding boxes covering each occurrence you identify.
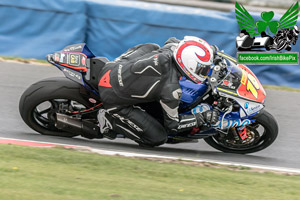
[1,62,300,170]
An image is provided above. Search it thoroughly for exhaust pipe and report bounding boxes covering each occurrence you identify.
[55,113,102,139]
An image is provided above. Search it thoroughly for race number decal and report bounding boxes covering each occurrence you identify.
[241,70,247,85]
[237,64,265,103]
[246,73,260,99]
[69,54,80,66]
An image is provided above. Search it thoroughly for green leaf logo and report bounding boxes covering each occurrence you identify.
[256,11,280,34]
[261,11,274,22]
[235,2,299,36]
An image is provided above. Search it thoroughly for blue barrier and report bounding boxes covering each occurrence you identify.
[0,0,86,59]
[85,0,238,60]
[0,0,299,88]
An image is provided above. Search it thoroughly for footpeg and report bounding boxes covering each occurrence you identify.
[103,130,117,140]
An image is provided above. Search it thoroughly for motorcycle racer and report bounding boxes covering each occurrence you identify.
[273,25,299,51]
[97,36,219,147]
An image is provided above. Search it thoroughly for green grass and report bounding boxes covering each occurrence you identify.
[0,144,300,200]
[263,84,300,92]
[0,56,48,64]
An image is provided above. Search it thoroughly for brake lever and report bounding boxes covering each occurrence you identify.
[220,104,233,130]
[209,63,229,94]
[208,65,221,94]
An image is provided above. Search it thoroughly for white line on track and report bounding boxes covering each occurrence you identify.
[0,137,90,148]
[1,137,299,174]
[90,149,300,174]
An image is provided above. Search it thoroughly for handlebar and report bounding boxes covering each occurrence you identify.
[208,53,230,94]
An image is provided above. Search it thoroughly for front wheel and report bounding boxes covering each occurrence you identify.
[276,40,287,51]
[204,109,278,154]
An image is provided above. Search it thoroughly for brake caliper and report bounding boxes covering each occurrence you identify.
[237,126,247,140]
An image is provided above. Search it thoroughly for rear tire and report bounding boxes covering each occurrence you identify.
[19,77,97,137]
[204,109,278,154]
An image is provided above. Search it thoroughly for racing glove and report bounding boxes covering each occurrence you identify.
[194,110,219,127]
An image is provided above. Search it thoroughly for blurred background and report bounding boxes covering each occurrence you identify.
[0,0,299,87]
[143,0,298,10]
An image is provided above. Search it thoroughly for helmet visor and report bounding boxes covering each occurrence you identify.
[195,64,211,77]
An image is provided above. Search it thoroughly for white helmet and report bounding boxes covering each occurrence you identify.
[173,36,214,83]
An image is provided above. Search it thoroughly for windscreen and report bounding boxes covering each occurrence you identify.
[217,56,243,92]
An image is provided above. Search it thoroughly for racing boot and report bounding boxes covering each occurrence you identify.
[97,109,117,139]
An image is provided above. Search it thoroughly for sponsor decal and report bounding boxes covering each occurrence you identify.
[89,98,97,104]
[113,114,143,132]
[118,64,124,87]
[63,68,81,80]
[241,70,247,85]
[153,54,159,66]
[191,103,211,114]
[59,53,66,63]
[246,72,260,99]
[178,122,197,129]
[63,45,82,52]
[81,56,86,65]
[69,54,80,66]
[247,104,262,115]
[215,119,252,129]
[221,80,236,90]
[98,70,112,87]
[244,102,249,109]
[217,88,238,97]
[55,53,60,62]
[223,80,230,86]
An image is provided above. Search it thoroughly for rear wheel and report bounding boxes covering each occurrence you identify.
[204,109,278,154]
[19,77,100,137]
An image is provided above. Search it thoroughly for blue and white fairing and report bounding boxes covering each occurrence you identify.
[47,43,99,95]
[179,52,265,130]
[179,76,208,104]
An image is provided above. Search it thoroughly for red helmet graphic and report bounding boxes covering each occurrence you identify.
[173,36,214,83]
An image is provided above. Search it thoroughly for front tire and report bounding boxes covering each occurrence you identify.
[19,77,97,137]
[276,40,287,51]
[204,109,278,154]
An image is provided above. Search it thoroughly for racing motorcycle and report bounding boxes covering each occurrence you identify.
[273,26,299,51]
[19,44,278,154]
